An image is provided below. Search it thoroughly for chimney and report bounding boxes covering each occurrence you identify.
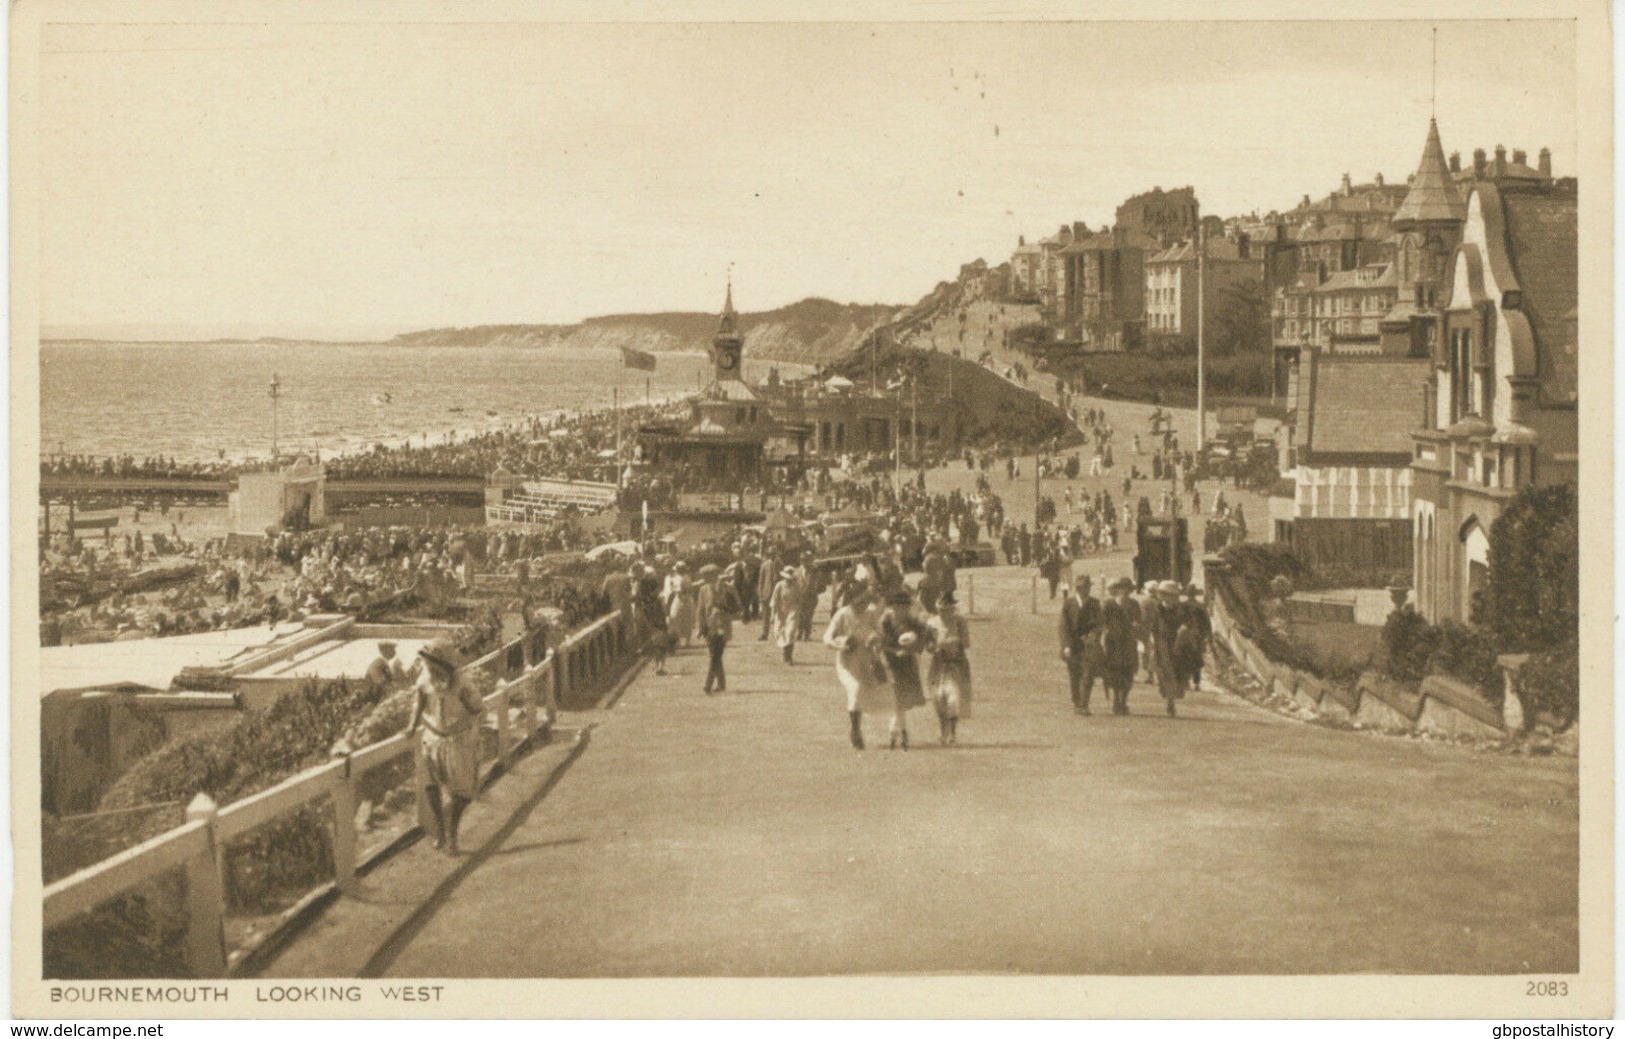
[1512,148,1527,166]
[1301,193,1311,208]
[1374,172,1384,188]
[1018,235,1025,246]
[1341,172,1353,196]
[1449,151,1462,173]
[1494,144,1507,176]
[1539,147,1552,177]
[1473,148,1487,178]
[1073,221,1086,239]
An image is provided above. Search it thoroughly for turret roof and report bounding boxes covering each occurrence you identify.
[1393,118,1467,227]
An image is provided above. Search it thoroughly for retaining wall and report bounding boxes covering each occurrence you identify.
[1207,571,1514,741]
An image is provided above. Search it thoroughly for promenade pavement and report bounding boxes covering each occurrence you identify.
[263,564,1578,978]
[262,314,1574,979]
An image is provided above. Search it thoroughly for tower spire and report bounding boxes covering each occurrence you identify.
[1393,116,1465,228]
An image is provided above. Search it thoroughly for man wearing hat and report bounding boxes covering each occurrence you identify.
[1146,581,1188,717]
[1100,577,1142,714]
[1058,575,1104,715]
[697,563,741,694]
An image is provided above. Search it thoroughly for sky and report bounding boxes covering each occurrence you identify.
[38,18,1577,340]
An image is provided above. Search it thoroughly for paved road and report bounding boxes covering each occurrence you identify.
[298,564,1576,978]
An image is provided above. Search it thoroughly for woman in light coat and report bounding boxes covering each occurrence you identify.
[663,562,698,647]
[768,566,802,665]
[823,582,890,750]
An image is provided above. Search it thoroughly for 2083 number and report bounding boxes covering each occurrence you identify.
[1527,981,1569,996]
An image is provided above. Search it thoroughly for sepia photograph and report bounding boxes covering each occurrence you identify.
[9,0,1613,1020]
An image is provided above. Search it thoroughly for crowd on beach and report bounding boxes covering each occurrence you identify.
[41,453,234,479]
[324,403,678,481]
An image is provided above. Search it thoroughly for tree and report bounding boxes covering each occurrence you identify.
[1207,278,1270,358]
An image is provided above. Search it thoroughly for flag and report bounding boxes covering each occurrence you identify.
[620,346,657,372]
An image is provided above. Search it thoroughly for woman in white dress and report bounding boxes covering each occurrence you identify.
[925,591,972,745]
[823,582,890,750]
[664,561,698,647]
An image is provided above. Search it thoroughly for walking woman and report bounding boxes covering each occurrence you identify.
[1100,577,1141,715]
[1146,580,1187,717]
[664,561,698,647]
[638,564,673,676]
[1174,583,1212,693]
[406,638,483,854]
[925,591,972,745]
[768,566,801,664]
[879,587,929,750]
[823,582,890,750]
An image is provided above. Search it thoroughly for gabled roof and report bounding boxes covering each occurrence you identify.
[1499,184,1578,400]
[1301,353,1430,463]
[1312,265,1397,293]
[1394,119,1467,227]
[1145,238,1249,264]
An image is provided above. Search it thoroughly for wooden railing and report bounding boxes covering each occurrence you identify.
[42,609,646,977]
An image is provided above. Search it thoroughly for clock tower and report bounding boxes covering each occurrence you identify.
[711,281,743,383]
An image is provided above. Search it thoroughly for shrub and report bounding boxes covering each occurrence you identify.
[1429,619,1503,708]
[1220,542,1318,601]
[1517,638,1579,730]
[1381,607,1438,682]
[1484,483,1578,652]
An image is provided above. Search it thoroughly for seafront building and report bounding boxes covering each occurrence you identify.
[1409,176,1577,622]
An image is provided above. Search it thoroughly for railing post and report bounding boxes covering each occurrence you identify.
[522,669,537,745]
[413,726,433,836]
[496,682,512,767]
[967,573,975,616]
[559,646,572,708]
[330,755,358,896]
[183,793,227,978]
[1030,573,1038,614]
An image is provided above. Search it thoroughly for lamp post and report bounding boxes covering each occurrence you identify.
[1196,224,1207,452]
[269,374,281,465]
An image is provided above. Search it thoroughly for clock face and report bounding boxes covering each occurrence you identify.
[716,344,740,371]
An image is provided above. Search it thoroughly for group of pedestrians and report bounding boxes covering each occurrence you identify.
[1057,574,1211,717]
[823,574,971,749]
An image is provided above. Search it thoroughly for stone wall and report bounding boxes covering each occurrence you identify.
[1207,573,1513,741]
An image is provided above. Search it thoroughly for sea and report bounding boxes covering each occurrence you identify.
[40,341,804,464]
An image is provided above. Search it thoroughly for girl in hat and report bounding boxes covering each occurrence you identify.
[925,591,972,745]
[407,638,483,854]
[823,581,890,750]
[879,587,928,750]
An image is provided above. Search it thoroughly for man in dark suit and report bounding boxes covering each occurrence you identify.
[1058,574,1103,715]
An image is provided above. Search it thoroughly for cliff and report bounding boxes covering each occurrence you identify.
[390,297,903,366]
